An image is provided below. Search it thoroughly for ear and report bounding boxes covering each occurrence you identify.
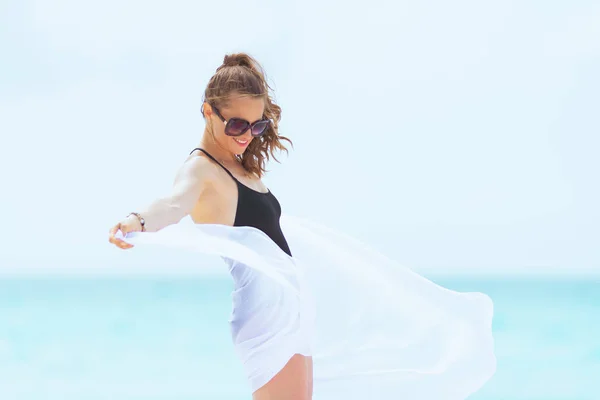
[201,102,213,118]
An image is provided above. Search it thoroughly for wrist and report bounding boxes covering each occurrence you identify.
[126,212,146,232]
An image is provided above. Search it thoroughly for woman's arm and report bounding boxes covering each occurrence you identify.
[138,156,212,232]
[108,156,214,249]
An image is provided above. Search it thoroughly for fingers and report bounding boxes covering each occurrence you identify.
[108,222,134,250]
[119,222,132,236]
[108,223,120,238]
[116,240,134,250]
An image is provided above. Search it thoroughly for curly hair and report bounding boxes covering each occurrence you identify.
[201,53,292,178]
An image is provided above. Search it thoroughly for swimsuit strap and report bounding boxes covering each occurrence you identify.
[190,147,237,181]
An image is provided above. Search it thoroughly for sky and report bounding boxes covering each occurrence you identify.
[0,0,598,275]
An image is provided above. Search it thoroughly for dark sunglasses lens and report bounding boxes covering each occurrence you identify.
[226,119,250,136]
[251,121,270,136]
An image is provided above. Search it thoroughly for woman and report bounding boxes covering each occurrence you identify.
[109,53,313,399]
[108,53,496,400]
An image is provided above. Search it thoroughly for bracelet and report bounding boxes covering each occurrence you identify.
[127,212,146,232]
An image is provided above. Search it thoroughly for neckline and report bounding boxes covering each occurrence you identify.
[235,180,271,195]
[190,147,271,195]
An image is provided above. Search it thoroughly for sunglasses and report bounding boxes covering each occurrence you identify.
[209,104,270,137]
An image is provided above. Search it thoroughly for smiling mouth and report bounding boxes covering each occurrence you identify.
[233,138,249,146]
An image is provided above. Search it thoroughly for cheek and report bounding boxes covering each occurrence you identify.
[212,127,230,144]
[209,121,225,139]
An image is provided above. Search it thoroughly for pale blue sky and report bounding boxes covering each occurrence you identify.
[0,0,598,275]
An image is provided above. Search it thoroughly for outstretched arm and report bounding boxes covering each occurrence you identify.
[108,156,214,248]
[138,156,212,232]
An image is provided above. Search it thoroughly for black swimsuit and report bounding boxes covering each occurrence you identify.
[190,148,292,256]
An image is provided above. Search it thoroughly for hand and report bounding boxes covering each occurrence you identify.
[108,215,142,250]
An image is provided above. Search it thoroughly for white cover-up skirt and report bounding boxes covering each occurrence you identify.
[122,215,496,399]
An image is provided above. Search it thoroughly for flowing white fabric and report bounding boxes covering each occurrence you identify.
[121,215,496,399]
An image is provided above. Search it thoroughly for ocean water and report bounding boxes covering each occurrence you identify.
[0,275,598,399]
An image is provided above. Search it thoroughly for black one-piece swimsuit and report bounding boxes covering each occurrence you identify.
[189,148,292,256]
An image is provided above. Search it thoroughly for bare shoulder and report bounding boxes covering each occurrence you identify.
[176,152,222,184]
[180,151,237,225]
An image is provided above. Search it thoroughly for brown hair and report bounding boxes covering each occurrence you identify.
[202,53,292,178]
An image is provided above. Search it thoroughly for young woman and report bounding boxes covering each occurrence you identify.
[108,53,496,400]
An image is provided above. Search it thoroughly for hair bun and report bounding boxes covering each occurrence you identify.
[222,53,253,69]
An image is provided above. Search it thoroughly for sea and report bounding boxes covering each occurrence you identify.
[0,274,598,399]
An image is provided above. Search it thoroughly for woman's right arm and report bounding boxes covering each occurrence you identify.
[108,156,214,249]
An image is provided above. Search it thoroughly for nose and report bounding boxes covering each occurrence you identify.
[239,128,253,139]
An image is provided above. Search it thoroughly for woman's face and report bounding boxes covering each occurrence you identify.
[206,94,265,156]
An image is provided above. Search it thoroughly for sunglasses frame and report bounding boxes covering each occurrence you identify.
[208,103,270,137]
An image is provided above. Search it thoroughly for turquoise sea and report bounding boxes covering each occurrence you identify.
[0,275,599,399]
